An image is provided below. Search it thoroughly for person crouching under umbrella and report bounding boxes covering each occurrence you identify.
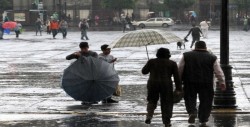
[66,42,99,105]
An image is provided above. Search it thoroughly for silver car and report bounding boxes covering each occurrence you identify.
[135,17,174,28]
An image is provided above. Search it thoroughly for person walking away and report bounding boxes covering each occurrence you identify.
[79,19,89,40]
[66,42,98,105]
[142,48,182,127]
[178,41,226,126]
[98,44,118,103]
[200,20,209,38]
[14,21,22,38]
[185,23,203,48]
[46,19,51,34]
[35,18,42,36]
[0,20,4,39]
[243,17,248,31]
[50,19,59,39]
[120,13,127,33]
[60,19,68,39]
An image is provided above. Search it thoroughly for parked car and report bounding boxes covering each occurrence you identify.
[134,17,174,28]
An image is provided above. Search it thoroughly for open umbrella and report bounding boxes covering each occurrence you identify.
[61,56,120,102]
[109,29,183,59]
[2,21,17,29]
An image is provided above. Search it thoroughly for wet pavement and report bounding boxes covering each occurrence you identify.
[0,30,250,127]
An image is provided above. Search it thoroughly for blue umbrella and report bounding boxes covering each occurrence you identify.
[61,56,119,102]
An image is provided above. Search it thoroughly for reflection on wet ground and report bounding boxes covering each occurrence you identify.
[1,114,250,127]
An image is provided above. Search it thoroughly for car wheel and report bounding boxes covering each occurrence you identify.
[139,24,145,28]
[162,23,169,27]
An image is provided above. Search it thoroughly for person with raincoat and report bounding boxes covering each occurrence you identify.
[98,44,118,103]
[142,48,182,127]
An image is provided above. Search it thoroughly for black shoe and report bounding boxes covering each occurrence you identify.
[165,123,171,127]
[145,118,151,124]
[188,114,197,124]
[102,98,118,103]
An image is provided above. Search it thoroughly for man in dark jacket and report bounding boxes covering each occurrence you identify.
[178,41,226,126]
[66,42,97,60]
[142,48,182,127]
[185,24,203,48]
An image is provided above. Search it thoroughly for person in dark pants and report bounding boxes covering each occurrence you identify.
[35,18,42,36]
[50,19,59,39]
[142,48,182,127]
[14,21,22,38]
[185,23,203,48]
[79,19,89,40]
[0,20,4,39]
[178,41,226,126]
[59,19,68,39]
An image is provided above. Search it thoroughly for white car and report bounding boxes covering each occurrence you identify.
[134,17,174,28]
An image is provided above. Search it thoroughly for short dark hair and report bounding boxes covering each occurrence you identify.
[101,44,109,51]
[79,42,89,48]
[195,41,207,49]
[156,48,171,59]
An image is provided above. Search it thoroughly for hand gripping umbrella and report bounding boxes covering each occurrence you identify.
[61,56,120,102]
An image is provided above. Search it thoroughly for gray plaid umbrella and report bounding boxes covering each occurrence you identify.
[109,29,182,59]
[61,56,119,102]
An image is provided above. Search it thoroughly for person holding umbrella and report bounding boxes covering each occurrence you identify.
[142,48,182,126]
[99,44,118,103]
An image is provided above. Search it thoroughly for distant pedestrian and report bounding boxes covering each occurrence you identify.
[178,41,226,126]
[142,48,182,127]
[200,20,209,38]
[59,19,68,39]
[0,20,4,39]
[35,18,42,36]
[50,19,59,39]
[79,19,89,40]
[185,23,203,48]
[243,17,248,31]
[99,44,118,103]
[120,13,127,33]
[14,21,22,38]
[46,19,51,34]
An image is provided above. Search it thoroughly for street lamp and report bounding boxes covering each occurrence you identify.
[213,0,237,108]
